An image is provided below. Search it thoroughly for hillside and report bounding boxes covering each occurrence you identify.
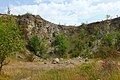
[0,13,120,59]
[16,13,120,56]
[0,13,120,80]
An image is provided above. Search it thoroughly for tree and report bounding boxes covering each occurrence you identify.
[115,31,120,50]
[7,6,11,15]
[79,28,86,39]
[71,28,87,57]
[54,33,69,58]
[103,33,114,46]
[71,39,84,57]
[94,31,117,59]
[73,28,94,58]
[0,16,24,72]
[106,15,110,20]
[29,35,47,58]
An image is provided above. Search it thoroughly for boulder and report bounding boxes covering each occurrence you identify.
[55,58,59,62]
[85,57,89,62]
[79,60,82,62]
[77,56,82,59]
[60,58,64,61]
[51,58,59,64]
[44,62,47,64]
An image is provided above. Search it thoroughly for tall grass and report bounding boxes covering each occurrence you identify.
[0,59,120,80]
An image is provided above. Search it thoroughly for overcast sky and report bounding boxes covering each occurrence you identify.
[0,0,120,25]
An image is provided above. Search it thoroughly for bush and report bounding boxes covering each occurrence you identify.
[79,28,86,39]
[70,50,81,58]
[115,31,120,50]
[0,16,24,72]
[28,36,47,58]
[102,33,114,46]
[82,48,93,58]
[54,33,69,58]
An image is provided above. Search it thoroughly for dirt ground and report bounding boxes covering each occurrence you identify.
[4,58,85,70]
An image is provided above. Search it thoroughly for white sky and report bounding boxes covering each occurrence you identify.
[0,0,120,25]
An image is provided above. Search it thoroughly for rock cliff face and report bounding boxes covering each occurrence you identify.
[17,14,60,41]
[1,13,120,55]
[15,13,80,53]
[15,13,120,54]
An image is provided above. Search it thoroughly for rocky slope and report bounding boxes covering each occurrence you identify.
[1,13,120,56]
[15,13,80,53]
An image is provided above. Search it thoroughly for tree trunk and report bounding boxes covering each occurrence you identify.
[0,61,3,74]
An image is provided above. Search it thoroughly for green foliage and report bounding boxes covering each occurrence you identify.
[29,35,47,58]
[71,29,87,58]
[29,36,41,53]
[75,39,84,51]
[71,28,93,58]
[79,28,86,39]
[0,16,24,71]
[93,30,119,59]
[103,33,114,46]
[83,47,92,58]
[115,31,120,50]
[93,31,117,59]
[71,39,84,57]
[116,31,120,41]
[70,50,81,58]
[0,16,23,55]
[54,33,69,58]
[116,31,120,42]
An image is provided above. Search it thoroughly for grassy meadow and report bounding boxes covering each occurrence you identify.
[0,58,119,80]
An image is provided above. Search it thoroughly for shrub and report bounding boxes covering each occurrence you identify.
[115,31,120,50]
[102,33,114,46]
[70,50,81,58]
[28,36,47,58]
[54,33,69,58]
[79,28,86,39]
[0,16,24,72]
